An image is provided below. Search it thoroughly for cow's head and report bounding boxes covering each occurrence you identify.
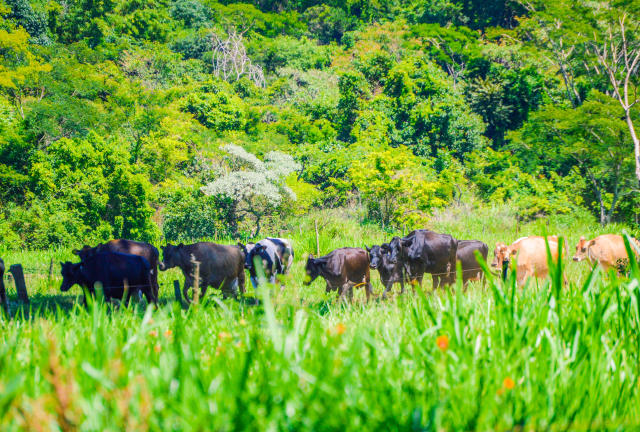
[60,261,82,292]
[573,236,594,262]
[388,236,408,264]
[72,245,96,261]
[304,254,321,285]
[367,244,390,270]
[159,243,183,271]
[491,242,512,269]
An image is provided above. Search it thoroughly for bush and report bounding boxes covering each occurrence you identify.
[160,188,234,241]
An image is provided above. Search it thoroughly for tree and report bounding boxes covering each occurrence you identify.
[589,11,640,186]
[201,144,300,237]
[0,26,51,119]
[350,146,446,228]
[211,28,266,87]
[509,91,636,225]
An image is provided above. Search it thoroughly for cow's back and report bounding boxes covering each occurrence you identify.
[590,234,637,269]
[103,239,159,265]
[326,247,369,284]
[457,240,488,276]
[189,242,244,287]
[511,237,560,280]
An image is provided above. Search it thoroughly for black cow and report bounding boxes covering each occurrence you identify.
[159,242,246,301]
[456,240,489,287]
[367,244,405,299]
[74,239,160,299]
[60,252,156,304]
[304,247,373,302]
[238,238,294,288]
[0,257,6,312]
[389,229,458,289]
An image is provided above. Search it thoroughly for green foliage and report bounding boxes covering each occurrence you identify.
[351,145,446,227]
[251,35,332,73]
[182,89,246,133]
[0,0,638,251]
[466,147,586,221]
[160,187,234,241]
[383,57,486,157]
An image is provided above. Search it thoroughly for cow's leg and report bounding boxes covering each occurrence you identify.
[183,277,194,302]
[338,283,351,302]
[381,281,392,299]
[151,269,159,301]
[365,281,373,302]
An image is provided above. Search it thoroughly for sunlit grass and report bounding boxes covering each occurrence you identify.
[1,211,639,430]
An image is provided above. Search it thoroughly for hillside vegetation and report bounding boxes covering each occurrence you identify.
[1,0,640,249]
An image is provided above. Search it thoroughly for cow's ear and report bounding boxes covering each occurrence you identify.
[579,236,585,241]
[365,246,371,252]
[510,249,517,255]
[308,253,313,260]
[589,240,596,247]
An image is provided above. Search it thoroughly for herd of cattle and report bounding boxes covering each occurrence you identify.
[0,231,638,306]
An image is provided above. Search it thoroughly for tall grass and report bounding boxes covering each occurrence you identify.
[1,210,639,430]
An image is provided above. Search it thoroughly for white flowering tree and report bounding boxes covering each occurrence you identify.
[201,144,300,237]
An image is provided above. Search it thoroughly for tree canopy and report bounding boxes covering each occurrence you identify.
[0,0,639,248]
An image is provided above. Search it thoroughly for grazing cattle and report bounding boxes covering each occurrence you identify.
[238,238,294,288]
[74,239,160,299]
[367,244,405,299]
[159,242,245,301]
[0,257,6,311]
[491,236,561,285]
[456,240,489,287]
[388,230,458,289]
[60,252,156,304]
[304,247,373,302]
[573,234,640,272]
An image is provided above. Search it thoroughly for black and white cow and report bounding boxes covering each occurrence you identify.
[238,238,294,288]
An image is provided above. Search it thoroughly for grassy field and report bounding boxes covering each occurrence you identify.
[1,207,640,430]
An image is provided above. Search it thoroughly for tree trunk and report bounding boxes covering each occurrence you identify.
[625,109,640,185]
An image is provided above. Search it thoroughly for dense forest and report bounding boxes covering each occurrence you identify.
[1,0,639,249]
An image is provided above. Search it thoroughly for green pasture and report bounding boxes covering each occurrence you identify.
[1,209,639,430]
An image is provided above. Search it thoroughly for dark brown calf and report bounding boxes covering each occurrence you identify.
[304,247,373,302]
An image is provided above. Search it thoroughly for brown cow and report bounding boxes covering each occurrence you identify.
[456,240,488,287]
[573,234,640,272]
[159,242,245,301]
[74,239,160,299]
[304,247,373,302]
[491,236,562,285]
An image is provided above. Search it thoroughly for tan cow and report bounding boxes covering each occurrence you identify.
[492,236,562,285]
[572,234,640,271]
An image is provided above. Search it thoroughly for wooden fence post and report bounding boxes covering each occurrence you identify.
[315,219,320,256]
[173,280,182,304]
[191,255,201,305]
[9,264,29,304]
